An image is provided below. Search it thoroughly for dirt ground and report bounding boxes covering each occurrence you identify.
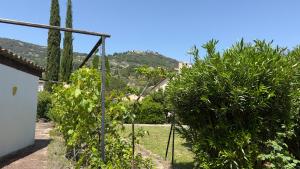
[0,122,53,169]
[0,122,172,169]
[136,144,171,169]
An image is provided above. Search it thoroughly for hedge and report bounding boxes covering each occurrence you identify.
[167,40,300,168]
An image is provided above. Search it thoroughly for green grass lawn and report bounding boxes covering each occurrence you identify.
[122,124,194,169]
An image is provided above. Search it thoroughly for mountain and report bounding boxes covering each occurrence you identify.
[107,50,178,87]
[0,38,178,88]
[0,37,88,68]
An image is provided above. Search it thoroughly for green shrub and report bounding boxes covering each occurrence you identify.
[285,46,300,159]
[50,68,152,169]
[167,40,300,168]
[37,91,52,119]
[134,96,166,124]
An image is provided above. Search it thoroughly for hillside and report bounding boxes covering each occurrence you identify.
[0,37,88,68]
[0,37,178,88]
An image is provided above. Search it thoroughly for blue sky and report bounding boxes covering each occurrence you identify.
[0,0,300,61]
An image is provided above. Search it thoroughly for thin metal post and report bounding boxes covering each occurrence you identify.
[132,120,135,169]
[171,113,175,166]
[165,123,173,160]
[100,36,106,162]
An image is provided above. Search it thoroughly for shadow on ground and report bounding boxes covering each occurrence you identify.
[172,140,194,169]
[174,162,194,169]
[0,139,51,167]
[181,142,192,150]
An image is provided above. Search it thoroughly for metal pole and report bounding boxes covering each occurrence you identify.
[165,123,173,160]
[0,18,111,37]
[171,113,175,166]
[79,38,102,68]
[132,120,135,169]
[100,36,106,162]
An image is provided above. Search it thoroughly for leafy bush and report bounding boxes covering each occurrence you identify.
[133,96,166,124]
[167,40,300,168]
[285,46,300,159]
[50,68,152,169]
[125,67,169,124]
[258,131,300,169]
[37,91,51,119]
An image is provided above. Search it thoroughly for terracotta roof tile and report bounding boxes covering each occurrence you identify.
[0,46,45,77]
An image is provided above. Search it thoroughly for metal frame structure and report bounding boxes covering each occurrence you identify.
[165,112,175,165]
[0,18,110,161]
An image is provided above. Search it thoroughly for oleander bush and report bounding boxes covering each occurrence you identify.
[50,68,152,169]
[285,46,300,160]
[167,40,300,168]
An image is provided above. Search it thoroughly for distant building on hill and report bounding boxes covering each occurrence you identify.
[124,62,192,100]
[174,62,192,73]
[38,80,45,92]
[122,94,144,102]
[151,78,169,92]
[148,62,192,93]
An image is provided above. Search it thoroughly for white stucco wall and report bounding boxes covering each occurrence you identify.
[0,64,38,158]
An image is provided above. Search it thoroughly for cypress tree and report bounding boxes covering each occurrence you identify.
[60,0,73,82]
[92,49,99,69]
[102,55,111,86]
[92,49,110,85]
[45,0,61,91]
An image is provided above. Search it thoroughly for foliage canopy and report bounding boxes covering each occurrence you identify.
[50,68,152,168]
[46,0,61,91]
[167,40,300,168]
[60,0,73,82]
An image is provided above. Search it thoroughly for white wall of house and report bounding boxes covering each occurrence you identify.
[153,79,169,92]
[0,64,38,158]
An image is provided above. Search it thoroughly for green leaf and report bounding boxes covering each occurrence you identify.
[74,88,81,98]
[67,129,74,135]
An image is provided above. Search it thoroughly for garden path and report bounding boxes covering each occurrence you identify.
[137,144,171,169]
[0,122,53,169]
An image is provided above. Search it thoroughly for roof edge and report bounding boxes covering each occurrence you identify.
[0,47,45,77]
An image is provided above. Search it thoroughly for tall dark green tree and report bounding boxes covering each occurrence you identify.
[102,55,111,86]
[92,49,99,69]
[92,48,111,86]
[46,0,61,91]
[60,0,73,82]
